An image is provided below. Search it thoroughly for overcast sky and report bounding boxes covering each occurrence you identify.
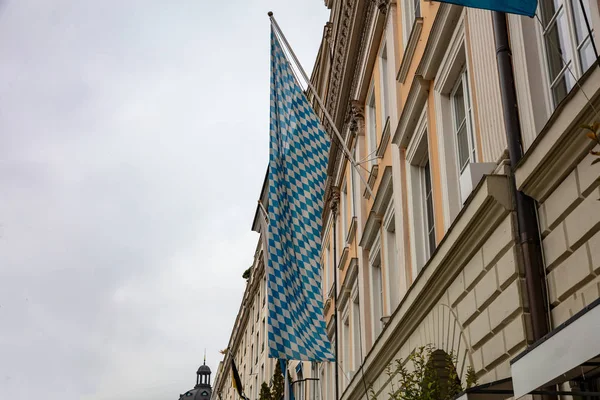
[0,1,328,399]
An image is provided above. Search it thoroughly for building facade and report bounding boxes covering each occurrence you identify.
[212,181,275,400]
[217,1,600,399]
[308,0,600,399]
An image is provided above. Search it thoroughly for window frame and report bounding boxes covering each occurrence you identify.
[369,235,384,339]
[406,106,435,274]
[366,85,378,167]
[537,0,598,108]
[450,68,476,175]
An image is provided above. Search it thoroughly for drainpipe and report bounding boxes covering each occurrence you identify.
[491,12,550,341]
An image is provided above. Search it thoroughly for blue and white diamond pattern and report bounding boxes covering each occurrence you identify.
[266,28,334,362]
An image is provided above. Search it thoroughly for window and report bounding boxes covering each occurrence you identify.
[341,181,348,243]
[342,312,351,384]
[451,69,476,174]
[380,43,390,124]
[255,332,259,363]
[351,288,361,372]
[539,0,595,106]
[402,0,422,47]
[422,160,436,258]
[414,0,421,18]
[370,242,384,337]
[262,317,265,352]
[297,368,305,400]
[323,242,331,298]
[366,87,378,166]
[407,108,435,271]
[382,201,399,310]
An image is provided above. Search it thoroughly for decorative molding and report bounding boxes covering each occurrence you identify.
[346,216,358,244]
[392,75,430,147]
[338,245,350,270]
[340,258,360,310]
[350,0,382,101]
[374,0,390,13]
[372,166,394,215]
[324,292,333,315]
[415,3,463,80]
[347,99,365,134]
[406,107,428,165]
[377,116,391,158]
[359,210,383,250]
[364,164,379,199]
[344,175,513,400]
[397,17,424,83]
[516,66,600,202]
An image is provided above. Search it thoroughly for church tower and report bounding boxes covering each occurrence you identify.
[179,357,212,400]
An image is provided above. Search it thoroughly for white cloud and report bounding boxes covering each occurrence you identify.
[0,0,328,399]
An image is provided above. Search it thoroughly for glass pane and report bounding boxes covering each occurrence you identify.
[457,123,470,172]
[424,161,432,194]
[552,69,574,105]
[544,12,574,83]
[539,0,562,28]
[453,83,466,130]
[571,0,591,42]
[579,36,596,72]
[414,0,421,18]
[428,227,436,256]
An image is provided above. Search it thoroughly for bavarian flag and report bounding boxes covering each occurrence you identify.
[437,0,537,17]
[266,25,334,362]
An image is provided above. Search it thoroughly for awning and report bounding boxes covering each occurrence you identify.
[510,297,600,399]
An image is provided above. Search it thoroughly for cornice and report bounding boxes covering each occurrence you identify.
[415,3,463,80]
[358,210,382,250]
[376,116,391,158]
[372,166,394,215]
[391,75,430,147]
[397,17,424,84]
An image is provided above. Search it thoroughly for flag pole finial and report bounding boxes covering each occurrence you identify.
[267,11,273,17]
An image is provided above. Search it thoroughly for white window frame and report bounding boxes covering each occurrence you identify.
[341,179,348,246]
[381,200,399,311]
[406,107,434,274]
[433,15,478,229]
[369,235,384,339]
[536,0,599,108]
[342,306,351,386]
[351,282,361,373]
[402,0,422,48]
[366,85,378,167]
[450,68,476,174]
[379,42,390,125]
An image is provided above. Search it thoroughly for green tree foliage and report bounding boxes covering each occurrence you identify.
[271,362,285,400]
[370,345,477,400]
[259,382,272,400]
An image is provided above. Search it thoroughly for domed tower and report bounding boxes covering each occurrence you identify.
[179,358,212,400]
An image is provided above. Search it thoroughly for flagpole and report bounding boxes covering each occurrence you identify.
[268,12,376,200]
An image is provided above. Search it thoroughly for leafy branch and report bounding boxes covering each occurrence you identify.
[369,345,477,400]
[582,122,600,165]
